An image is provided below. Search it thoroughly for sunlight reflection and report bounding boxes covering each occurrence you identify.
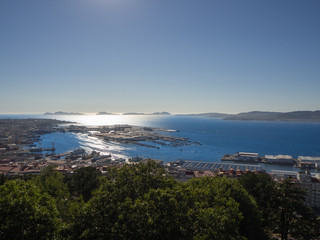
[43,114,167,127]
[75,133,129,159]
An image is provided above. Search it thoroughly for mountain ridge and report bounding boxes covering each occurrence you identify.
[224,110,320,122]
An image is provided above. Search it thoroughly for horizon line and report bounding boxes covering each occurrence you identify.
[1,109,320,115]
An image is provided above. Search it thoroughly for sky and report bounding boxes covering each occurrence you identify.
[0,0,319,114]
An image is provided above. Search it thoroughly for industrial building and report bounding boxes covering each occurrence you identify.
[264,155,294,165]
[297,156,320,169]
[234,152,260,162]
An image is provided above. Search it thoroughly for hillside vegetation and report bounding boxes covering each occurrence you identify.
[1,161,319,240]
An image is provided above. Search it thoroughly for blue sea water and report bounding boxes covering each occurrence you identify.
[1,114,320,171]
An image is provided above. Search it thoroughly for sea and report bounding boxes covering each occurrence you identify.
[1,114,320,172]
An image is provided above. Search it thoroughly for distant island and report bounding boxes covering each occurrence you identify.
[150,112,171,115]
[43,110,320,122]
[44,111,83,115]
[177,112,233,119]
[176,111,320,122]
[224,111,320,122]
[122,112,171,115]
[96,112,117,115]
[122,112,145,115]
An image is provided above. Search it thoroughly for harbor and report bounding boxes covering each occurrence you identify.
[1,118,320,211]
[171,160,262,172]
[0,119,199,175]
[222,152,320,170]
[1,117,320,177]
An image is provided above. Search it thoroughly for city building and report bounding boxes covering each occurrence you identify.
[298,171,320,209]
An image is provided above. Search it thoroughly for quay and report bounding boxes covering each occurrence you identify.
[222,152,320,170]
[174,160,263,172]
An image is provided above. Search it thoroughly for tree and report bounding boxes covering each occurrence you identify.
[187,177,266,240]
[0,174,6,186]
[102,160,175,201]
[140,182,245,240]
[275,178,317,240]
[74,164,261,240]
[67,166,101,201]
[32,164,69,200]
[239,172,320,240]
[0,180,60,239]
[31,164,76,234]
[72,161,175,239]
[239,172,278,235]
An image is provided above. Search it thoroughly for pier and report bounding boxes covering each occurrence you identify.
[176,160,263,172]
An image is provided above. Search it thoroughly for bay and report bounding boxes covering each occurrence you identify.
[1,114,320,172]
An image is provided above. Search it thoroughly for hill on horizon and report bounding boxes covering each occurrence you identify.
[224,110,320,122]
[44,111,83,115]
[177,112,234,119]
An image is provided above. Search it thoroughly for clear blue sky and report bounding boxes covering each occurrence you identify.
[0,0,319,114]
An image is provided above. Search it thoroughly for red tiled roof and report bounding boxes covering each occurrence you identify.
[9,167,21,173]
[0,166,13,172]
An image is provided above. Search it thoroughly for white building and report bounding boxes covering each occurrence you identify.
[298,171,320,209]
[297,156,320,169]
[271,170,320,209]
[270,170,298,179]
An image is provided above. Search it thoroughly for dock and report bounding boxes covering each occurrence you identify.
[177,160,263,172]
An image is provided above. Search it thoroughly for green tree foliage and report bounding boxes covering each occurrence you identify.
[0,180,60,239]
[66,166,101,201]
[103,160,175,201]
[0,174,6,186]
[59,196,85,239]
[31,164,83,236]
[169,178,245,240]
[239,173,320,240]
[73,161,175,239]
[32,164,69,200]
[2,162,320,240]
[74,162,263,240]
[186,177,266,240]
[275,179,317,240]
[239,172,278,235]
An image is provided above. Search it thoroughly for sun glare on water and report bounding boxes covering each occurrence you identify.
[43,114,165,127]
